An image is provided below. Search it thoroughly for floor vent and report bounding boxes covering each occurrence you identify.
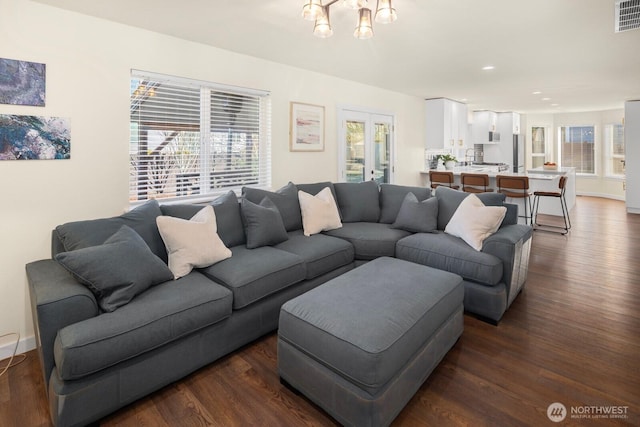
[615,0,640,32]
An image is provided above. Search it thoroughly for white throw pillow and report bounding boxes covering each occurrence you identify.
[445,194,507,251]
[156,206,232,279]
[298,187,342,236]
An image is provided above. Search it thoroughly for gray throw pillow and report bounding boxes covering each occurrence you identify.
[242,182,302,232]
[241,196,289,249]
[55,225,174,313]
[333,180,381,222]
[160,191,245,247]
[391,193,438,233]
[379,184,431,224]
[54,199,167,262]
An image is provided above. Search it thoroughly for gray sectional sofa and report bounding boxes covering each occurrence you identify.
[27,180,532,427]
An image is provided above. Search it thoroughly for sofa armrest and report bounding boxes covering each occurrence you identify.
[500,203,519,227]
[26,259,100,391]
[482,224,533,304]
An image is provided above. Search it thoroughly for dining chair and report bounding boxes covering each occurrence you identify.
[532,175,571,234]
[461,173,493,193]
[429,171,460,192]
[496,175,532,225]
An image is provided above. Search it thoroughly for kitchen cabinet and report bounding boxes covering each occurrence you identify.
[625,100,640,214]
[472,110,499,144]
[426,98,468,149]
[482,112,520,169]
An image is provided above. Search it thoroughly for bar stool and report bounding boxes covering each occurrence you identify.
[461,173,493,193]
[532,175,571,235]
[496,175,532,224]
[429,171,460,191]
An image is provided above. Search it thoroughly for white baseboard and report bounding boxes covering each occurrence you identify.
[0,334,36,361]
[576,192,625,201]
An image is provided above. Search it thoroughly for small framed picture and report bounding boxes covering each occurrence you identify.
[290,102,325,152]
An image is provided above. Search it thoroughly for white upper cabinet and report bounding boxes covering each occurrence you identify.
[472,110,499,144]
[426,98,468,149]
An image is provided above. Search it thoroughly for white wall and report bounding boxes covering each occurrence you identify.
[0,0,426,353]
[522,109,626,200]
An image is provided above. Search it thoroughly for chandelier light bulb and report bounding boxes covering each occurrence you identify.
[302,0,323,21]
[354,8,374,39]
[314,6,334,38]
[375,0,397,24]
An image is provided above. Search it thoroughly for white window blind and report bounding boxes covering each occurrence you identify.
[559,125,595,175]
[130,70,271,204]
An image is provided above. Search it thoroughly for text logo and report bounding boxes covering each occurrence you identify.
[548,402,567,422]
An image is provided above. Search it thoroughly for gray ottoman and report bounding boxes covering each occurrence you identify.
[278,257,464,427]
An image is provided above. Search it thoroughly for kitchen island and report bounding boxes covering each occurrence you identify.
[420,166,576,222]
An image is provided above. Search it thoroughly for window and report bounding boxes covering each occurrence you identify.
[130,70,271,204]
[531,126,548,168]
[604,123,625,177]
[559,125,595,174]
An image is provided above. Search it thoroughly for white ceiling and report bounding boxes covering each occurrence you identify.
[33,0,640,114]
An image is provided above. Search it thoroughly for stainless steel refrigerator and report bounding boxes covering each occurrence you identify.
[513,134,524,173]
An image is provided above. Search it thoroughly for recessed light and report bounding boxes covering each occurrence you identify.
[542,97,551,101]
[551,103,559,107]
[532,91,541,95]
[482,65,495,71]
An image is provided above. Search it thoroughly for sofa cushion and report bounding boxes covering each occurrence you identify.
[391,193,439,233]
[55,225,174,313]
[298,187,342,236]
[296,181,339,213]
[54,271,232,380]
[156,206,232,279]
[241,197,289,249]
[333,181,380,222]
[200,245,306,309]
[445,194,507,251]
[435,186,506,231]
[396,232,503,285]
[54,199,167,262]
[379,183,431,224]
[160,191,245,247]
[324,222,411,260]
[242,182,302,231]
[275,230,354,279]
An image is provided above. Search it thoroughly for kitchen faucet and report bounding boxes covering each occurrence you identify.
[465,148,475,164]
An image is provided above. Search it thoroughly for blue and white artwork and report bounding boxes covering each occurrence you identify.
[0,58,46,106]
[0,115,70,160]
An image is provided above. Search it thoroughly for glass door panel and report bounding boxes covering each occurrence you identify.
[346,120,366,183]
[339,108,394,183]
[373,120,391,184]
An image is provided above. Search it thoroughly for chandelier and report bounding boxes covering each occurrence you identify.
[301,0,397,39]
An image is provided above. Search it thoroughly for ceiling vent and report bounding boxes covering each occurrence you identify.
[615,0,640,32]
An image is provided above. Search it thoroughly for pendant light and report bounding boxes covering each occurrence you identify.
[302,0,323,21]
[314,6,334,38]
[375,0,397,24]
[354,8,373,39]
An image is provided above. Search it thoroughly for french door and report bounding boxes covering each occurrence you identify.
[338,108,394,184]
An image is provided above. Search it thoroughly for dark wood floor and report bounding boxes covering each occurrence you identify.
[1,196,639,426]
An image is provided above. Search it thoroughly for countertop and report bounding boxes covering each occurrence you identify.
[421,166,575,180]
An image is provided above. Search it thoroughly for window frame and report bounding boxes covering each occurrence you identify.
[557,124,596,176]
[603,123,625,179]
[129,70,271,206]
